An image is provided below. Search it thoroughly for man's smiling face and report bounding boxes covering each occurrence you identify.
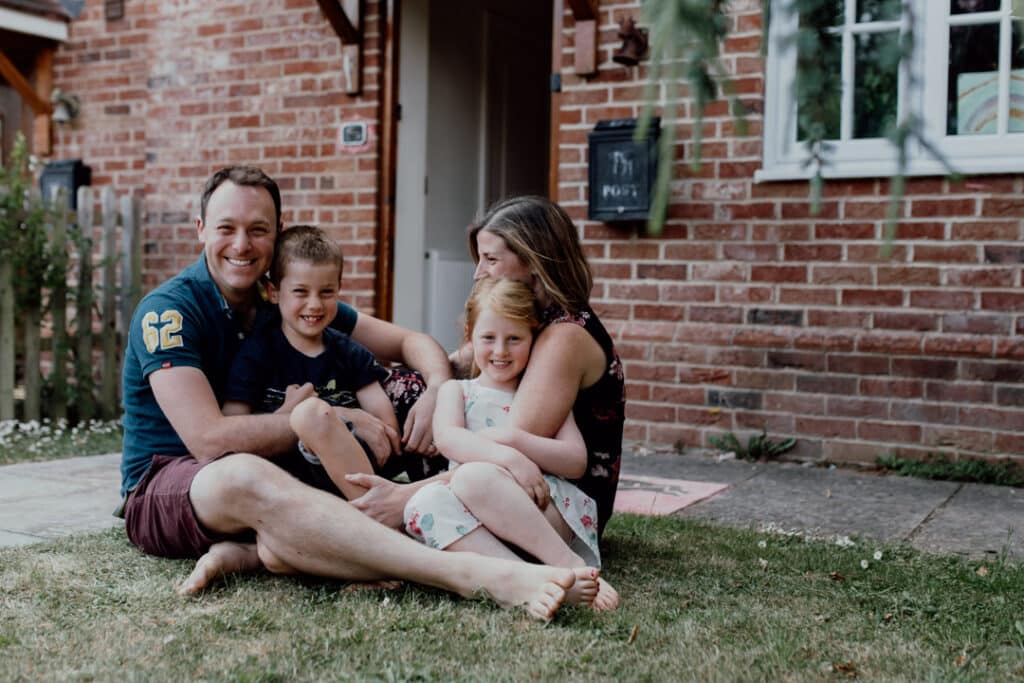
[196,181,278,307]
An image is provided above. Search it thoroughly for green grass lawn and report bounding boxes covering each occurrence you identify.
[2,515,1021,681]
[0,419,122,465]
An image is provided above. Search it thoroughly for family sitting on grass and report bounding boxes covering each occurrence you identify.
[118,166,624,621]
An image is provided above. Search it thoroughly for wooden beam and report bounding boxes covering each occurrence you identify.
[316,0,360,44]
[0,49,52,115]
[567,0,597,21]
[375,0,399,321]
[32,47,54,156]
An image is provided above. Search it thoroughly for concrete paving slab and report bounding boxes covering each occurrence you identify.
[622,451,765,485]
[0,453,122,547]
[910,482,1024,560]
[673,461,961,543]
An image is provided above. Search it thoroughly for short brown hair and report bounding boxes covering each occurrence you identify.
[269,225,343,286]
[200,166,282,228]
[468,196,592,314]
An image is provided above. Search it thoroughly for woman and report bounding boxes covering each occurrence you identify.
[349,196,625,551]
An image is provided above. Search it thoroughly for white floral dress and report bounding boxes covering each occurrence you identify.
[403,380,601,567]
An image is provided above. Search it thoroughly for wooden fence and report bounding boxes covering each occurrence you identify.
[0,186,142,423]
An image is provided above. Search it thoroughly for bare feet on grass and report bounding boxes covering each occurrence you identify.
[565,567,600,606]
[469,559,576,622]
[177,541,262,596]
[592,577,620,611]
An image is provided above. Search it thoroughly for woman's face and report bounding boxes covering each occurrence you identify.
[473,229,532,284]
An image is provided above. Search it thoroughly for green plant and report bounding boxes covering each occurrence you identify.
[708,430,797,461]
[876,454,1024,488]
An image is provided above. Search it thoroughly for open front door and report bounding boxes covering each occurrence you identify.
[392,0,551,351]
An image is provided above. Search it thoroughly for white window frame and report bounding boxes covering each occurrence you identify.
[758,0,1024,181]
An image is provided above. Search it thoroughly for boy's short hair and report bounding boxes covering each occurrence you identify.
[270,225,344,285]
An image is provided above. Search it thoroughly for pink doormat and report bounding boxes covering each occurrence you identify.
[614,474,730,516]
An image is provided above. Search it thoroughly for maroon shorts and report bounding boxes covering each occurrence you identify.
[124,454,254,559]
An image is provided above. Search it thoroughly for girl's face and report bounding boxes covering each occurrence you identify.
[471,307,534,390]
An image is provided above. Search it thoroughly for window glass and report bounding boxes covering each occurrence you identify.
[858,0,902,22]
[948,23,1000,134]
[797,29,842,141]
[855,30,900,137]
[949,0,1000,14]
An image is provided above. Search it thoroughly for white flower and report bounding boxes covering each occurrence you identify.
[860,559,869,569]
[835,535,856,548]
[757,540,767,549]
[873,550,883,561]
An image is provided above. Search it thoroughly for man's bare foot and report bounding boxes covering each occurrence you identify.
[592,577,620,611]
[565,566,599,606]
[342,579,403,593]
[467,558,575,622]
[177,541,262,596]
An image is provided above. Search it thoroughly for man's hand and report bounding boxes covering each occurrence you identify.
[500,448,550,510]
[346,473,412,529]
[274,383,316,414]
[336,407,400,466]
[403,383,439,456]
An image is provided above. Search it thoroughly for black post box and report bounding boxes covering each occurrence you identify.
[39,159,92,210]
[587,117,660,222]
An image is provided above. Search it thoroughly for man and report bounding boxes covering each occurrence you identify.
[119,166,576,621]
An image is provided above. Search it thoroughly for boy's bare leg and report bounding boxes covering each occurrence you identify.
[188,453,575,621]
[290,396,372,500]
[451,462,618,610]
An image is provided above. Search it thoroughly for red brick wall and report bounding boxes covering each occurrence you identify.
[51,0,383,312]
[554,1,1024,463]
[51,0,1024,463]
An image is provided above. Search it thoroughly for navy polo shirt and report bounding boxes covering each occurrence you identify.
[119,254,358,497]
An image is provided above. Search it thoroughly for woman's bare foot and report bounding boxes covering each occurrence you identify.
[592,577,620,611]
[177,541,262,596]
[565,566,599,606]
[465,557,576,622]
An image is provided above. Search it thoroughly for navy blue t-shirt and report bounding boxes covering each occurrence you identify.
[224,325,388,413]
[119,254,359,497]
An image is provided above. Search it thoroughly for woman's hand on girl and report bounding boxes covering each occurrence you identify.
[499,448,549,510]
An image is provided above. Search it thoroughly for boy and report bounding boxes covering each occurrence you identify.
[223,225,400,499]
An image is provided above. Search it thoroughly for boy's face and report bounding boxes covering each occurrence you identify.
[196,181,278,307]
[269,259,341,351]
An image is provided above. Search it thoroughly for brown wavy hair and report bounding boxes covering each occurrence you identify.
[467,196,592,314]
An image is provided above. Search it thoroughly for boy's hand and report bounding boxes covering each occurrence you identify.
[275,383,315,414]
[338,407,400,466]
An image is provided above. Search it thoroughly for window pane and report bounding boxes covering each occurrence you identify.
[857,0,901,22]
[949,23,1000,134]
[796,30,842,141]
[855,31,900,137]
[950,0,1000,14]
[801,0,844,29]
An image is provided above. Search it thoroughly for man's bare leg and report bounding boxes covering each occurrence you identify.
[289,396,372,500]
[451,462,619,611]
[188,453,575,621]
[178,541,263,596]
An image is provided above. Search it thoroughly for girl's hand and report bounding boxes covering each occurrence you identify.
[346,473,411,529]
[500,449,549,510]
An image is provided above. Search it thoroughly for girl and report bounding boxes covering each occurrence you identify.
[403,278,618,610]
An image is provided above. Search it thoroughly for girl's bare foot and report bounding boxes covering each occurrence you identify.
[565,566,599,606]
[177,541,262,596]
[592,577,620,611]
[466,558,575,622]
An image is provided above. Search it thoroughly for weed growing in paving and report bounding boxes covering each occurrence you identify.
[1,515,1021,681]
[0,419,122,465]
[877,453,1024,488]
